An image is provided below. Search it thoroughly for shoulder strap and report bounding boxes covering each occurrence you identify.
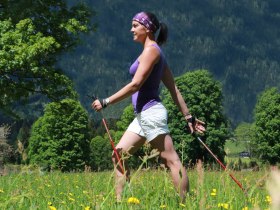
[150,43,161,53]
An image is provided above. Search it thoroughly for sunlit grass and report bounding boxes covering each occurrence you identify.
[0,165,274,210]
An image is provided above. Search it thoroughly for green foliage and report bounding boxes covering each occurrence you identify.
[0,18,75,107]
[1,0,93,50]
[0,0,94,116]
[90,134,113,171]
[116,105,134,131]
[28,99,90,171]
[252,87,280,164]
[162,70,230,164]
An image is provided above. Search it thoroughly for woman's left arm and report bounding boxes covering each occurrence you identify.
[161,64,205,134]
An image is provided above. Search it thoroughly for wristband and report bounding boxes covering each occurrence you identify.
[184,113,192,118]
[187,116,196,124]
[101,98,110,108]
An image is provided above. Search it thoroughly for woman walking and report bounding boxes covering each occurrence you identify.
[91,11,205,202]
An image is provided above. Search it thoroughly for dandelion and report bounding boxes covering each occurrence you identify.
[84,206,90,210]
[218,203,229,209]
[160,204,167,208]
[210,188,217,196]
[68,197,75,202]
[48,206,56,210]
[48,202,56,210]
[265,195,272,204]
[242,207,248,210]
[127,197,140,204]
[179,203,186,207]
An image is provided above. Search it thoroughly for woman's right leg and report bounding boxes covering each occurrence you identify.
[112,130,146,201]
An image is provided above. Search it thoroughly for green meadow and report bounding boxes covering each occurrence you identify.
[0,165,274,210]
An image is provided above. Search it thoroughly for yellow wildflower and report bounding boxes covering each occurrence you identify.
[48,201,56,210]
[68,197,75,201]
[179,203,186,207]
[265,195,272,204]
[210,188,217,196]
[249,197,256,204]
[218,203,229,209]
[127,197,140,204]
[242,207,249,210]
[84,206,90,210]
[160,204,167,208]
[0,189,4,193]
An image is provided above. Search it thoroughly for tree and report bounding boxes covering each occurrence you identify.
[252,87,280,165]
[90,133,114,171]
[116,104,134,132]
[28,99,90,171]
[0,0,94,115]
[161,70,230,164]
[0,19,75,108]
[0,124,15,174]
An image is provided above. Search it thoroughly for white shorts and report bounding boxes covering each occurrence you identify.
[127,103,170,142]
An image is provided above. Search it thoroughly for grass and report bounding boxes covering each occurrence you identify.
[0,165,274,210]
[224,140,248,157]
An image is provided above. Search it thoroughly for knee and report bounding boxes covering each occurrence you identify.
[165,158,182,169]
[111,148,123,163]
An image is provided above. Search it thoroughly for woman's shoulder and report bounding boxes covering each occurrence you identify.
[143,44,161,57]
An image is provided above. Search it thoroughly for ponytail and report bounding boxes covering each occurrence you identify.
[156,22,168,46]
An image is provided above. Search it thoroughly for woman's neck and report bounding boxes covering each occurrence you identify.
[143,37,157,48]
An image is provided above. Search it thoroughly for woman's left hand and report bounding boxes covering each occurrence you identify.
[185,116,206,134]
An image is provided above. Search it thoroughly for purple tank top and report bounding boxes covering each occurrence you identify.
[129,44,166,113]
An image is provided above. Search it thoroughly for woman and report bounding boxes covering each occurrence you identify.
[91,11,205,202]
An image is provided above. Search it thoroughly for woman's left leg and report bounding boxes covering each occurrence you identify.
[150,134,189,202]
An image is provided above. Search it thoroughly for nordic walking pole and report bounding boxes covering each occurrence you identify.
[88,95,125,175]
[194,134,245,192]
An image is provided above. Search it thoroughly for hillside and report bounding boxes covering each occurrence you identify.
[59,0,280,127]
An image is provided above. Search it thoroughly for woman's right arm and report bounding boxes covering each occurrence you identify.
[91,46,160,111]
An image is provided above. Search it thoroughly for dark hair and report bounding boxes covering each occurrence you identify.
[145,12,168,46]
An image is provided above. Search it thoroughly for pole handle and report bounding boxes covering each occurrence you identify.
[87,94,97,101]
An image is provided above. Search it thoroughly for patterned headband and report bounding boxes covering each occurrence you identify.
[132,12,158,33]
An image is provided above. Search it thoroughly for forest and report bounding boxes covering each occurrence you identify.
[1,0,279,126]
[59,0,280,126]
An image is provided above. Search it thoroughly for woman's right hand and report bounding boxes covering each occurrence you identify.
[91,99,102,112]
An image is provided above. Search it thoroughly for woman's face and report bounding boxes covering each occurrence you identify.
[130,20,148,43]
